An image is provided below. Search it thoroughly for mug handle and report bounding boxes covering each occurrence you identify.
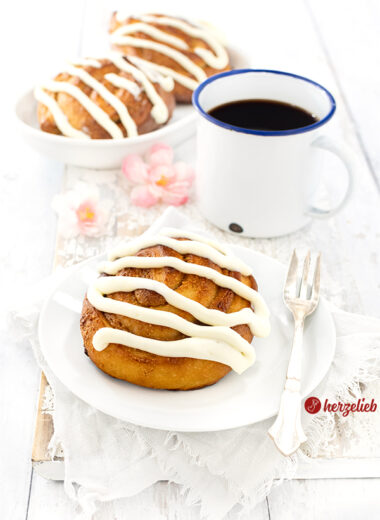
[306,135,355,218]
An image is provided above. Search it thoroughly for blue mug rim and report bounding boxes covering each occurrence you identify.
[192,69,336,136]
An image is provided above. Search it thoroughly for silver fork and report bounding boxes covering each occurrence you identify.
[268,250,321,456]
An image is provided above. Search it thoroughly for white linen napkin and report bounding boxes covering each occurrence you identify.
[9,208,380,519]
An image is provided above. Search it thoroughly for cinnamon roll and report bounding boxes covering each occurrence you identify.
[35,55,175,139]
[109,13,231,103]
[80,228,270,390]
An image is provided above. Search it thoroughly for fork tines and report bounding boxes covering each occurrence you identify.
[284,249,321,306]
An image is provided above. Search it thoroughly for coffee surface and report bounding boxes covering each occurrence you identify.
[208,99,318,131]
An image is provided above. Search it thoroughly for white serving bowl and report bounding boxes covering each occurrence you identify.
[15,92,196,170]
[15,48,249,170]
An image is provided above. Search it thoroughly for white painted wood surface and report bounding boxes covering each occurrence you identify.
[1,0,380,519]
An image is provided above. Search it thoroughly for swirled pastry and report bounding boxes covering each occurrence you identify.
[35,55,175,139]
[109,13,231,103]
[80,228,270,390]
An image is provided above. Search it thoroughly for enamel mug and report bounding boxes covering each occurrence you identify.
[192,69,354,237]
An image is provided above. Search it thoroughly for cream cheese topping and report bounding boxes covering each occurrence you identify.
[88,229,270,373]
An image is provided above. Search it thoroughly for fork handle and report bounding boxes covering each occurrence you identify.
[268,317,307,456]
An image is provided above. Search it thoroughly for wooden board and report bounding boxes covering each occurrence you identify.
[2,0,380,518]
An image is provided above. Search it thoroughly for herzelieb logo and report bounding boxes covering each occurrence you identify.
[304,397,321,414]
[304,397,377,416]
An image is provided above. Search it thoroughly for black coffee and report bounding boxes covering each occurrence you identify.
[208,99,318,131]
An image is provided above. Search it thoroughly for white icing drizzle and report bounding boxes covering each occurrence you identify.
[112,22,188,50]
[63,65,138,137]
[159,227,231,255]
[97,256,269,321]
[107,53,169,124]
[89,278,254,351]
[34,86,89,139]
[139,15,229,69]
[36,55,173,137]
[88,276,269,337]
[127,55,174,92]
[128,55,198,90]
[36,80,123,139]
[111,14,228,77]
[110,31,207,83]
[88,229,271,373]
[109,236,252,275]
[70,58,103,68]
[104,73,141,98]
[93,329,251,374]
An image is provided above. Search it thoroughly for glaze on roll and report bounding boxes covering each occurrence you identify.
[80,228,270,390]
[35,55,175,139]
[109,13,231,103]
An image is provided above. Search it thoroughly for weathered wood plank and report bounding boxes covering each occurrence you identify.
[20,1,380,519]
[268,478,380,520]
[0,1,86,519]
[27,476,80,520]
[307,0,380,189]
[32,374,56,464]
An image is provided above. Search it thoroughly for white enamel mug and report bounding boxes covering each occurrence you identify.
[192,69,354,237]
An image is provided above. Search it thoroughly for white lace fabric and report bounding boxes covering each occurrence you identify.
[9,208,380,519]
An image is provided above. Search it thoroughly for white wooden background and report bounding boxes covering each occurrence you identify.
[1,0,380,518]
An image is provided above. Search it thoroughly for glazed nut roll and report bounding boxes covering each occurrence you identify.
[109,13,231,103]
[35,56,176,139]
[80,228,270,390]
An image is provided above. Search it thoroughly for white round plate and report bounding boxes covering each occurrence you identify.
[39,245,336,432]
[15,48,249,170]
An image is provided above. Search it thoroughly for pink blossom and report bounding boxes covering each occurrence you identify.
[130,185,157,207]
[122,143,195,207]
[122,155,149,184]
[149,142,174,166]
[52,182,111,238]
